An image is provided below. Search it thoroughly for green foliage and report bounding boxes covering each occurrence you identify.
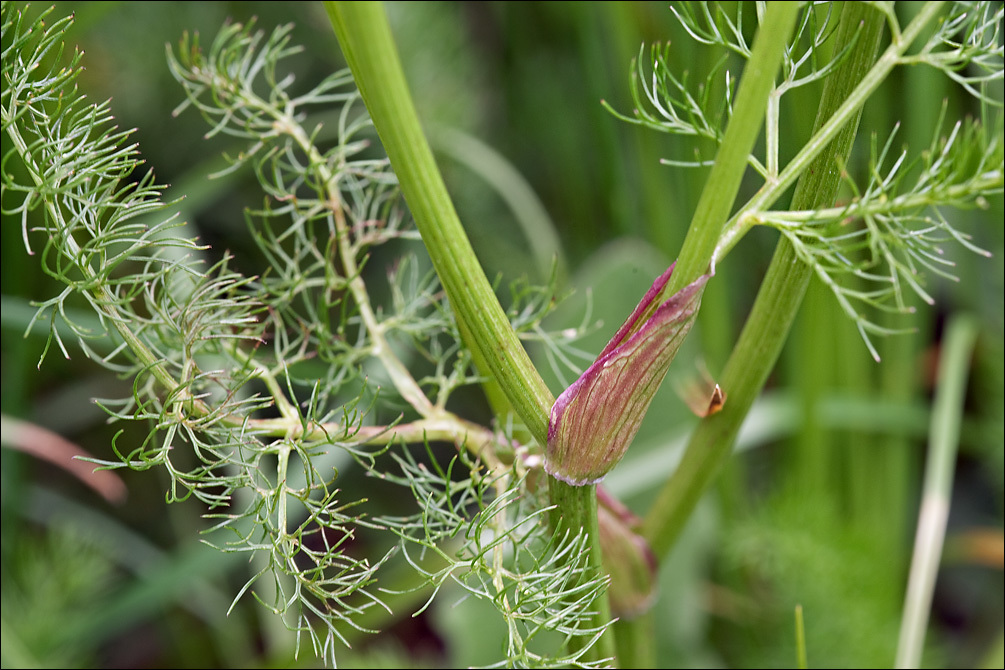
[3,2,612,666]
[763,113,1001,358]
[611,0,1003,359]
[2,2,1002,669]
[2,525,116,667]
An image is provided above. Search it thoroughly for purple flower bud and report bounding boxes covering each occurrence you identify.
[545,263,711,485]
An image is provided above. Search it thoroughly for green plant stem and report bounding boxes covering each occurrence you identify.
[643,1,888,558]
[612,610,653,670]
[428,125,566,283]
[895,315,979,669]
[795,604,808,669]
[664,1,801,295]
[713,1,950,264]
[325,4,614,663]
[324,1,553,444]
[548,478,617,666]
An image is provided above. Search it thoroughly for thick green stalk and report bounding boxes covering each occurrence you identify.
[664,1,801,295]
[612,610,653,669]
[324,1,554,445]
[644,2,888,557]
[548,480,617,665]
[325,3,614,663]
[713,1,949,262]
[608,5,798,665]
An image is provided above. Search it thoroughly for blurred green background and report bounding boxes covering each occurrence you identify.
[2,2,1002,667]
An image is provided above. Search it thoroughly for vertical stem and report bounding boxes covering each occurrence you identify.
[663,2,801,295]
[795,604,808,669]
[324,1,554,444]
[612,610,654,669]
[643,1,888,557]
[325,3,614,663]
[548,479,617,665]
[896,316,978,669]
[713,1,949,263]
